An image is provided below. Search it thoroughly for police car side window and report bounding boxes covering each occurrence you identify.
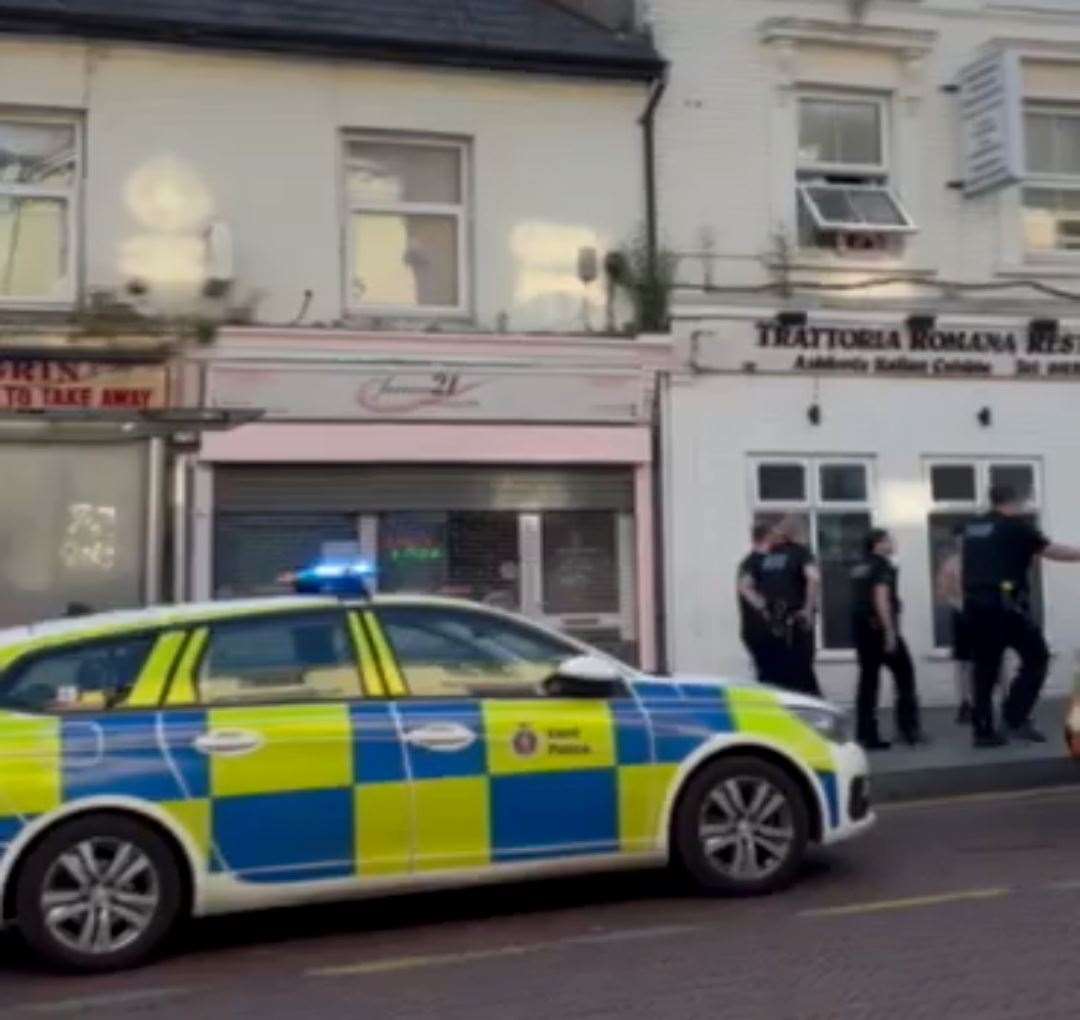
[198,612,362,705]
[378,607,576,698]
[0,635,156,713]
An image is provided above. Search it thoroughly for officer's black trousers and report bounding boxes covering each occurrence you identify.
[853,620,920,742]
[759,623,820,696]
[741,628,772,684]
[966,602,1049,735]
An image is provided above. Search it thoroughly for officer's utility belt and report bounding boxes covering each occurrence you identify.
[967,584,1030,615]
[765,603,804,642]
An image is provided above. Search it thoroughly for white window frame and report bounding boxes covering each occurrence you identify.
[0,111,81,308]
[749,456,876,655]
[796,92,891,179]
[341,132,470,319]
[925,457,1043,652]
[794,92,916,248]
[1021,103,1080,255]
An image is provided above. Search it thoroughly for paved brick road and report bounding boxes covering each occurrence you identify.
[5,786,1080,1019]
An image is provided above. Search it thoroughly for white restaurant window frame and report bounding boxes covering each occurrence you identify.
[0,110,82,308]
[924,456,1043,653]
[1021,103,1080,256]
[748,455,876,656]
[341,132,471,319]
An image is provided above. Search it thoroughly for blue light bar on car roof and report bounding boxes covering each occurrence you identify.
[283,559,375,598]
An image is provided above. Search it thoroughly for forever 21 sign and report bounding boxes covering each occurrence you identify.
[749,322,1080,379]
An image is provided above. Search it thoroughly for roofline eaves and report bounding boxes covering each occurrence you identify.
[0,11,666,82]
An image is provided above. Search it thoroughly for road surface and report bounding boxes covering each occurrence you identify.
[5,786,1080,1019]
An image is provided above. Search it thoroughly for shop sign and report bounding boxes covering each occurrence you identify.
[207,366,647,423]
[692,319,1080,380]
[958,48,1024,198]
[0,359,168,411]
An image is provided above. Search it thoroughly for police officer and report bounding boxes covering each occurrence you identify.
[736,523,773,682]
[753,516,821,696]
[963,484,1080,747]
[851,528,922,750]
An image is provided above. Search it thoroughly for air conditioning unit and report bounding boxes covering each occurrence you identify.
[836,231,890,255]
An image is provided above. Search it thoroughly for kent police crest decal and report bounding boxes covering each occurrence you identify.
[511,723,540,758]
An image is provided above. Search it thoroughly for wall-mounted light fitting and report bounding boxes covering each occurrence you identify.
[1030,318,1059,340]
[976,406,992,428]
[807,403,822,426]
[906,314,936,333]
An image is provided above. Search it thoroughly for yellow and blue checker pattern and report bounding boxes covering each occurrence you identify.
[0,680,838,884]
[0,609,840,886]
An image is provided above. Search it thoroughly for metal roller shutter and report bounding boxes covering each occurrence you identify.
[214,465,635,513]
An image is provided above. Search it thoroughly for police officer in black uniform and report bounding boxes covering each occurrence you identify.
[753,516,821,696]
[850,528,922,750]
[736,524,773,682]
[963,484,1080,747]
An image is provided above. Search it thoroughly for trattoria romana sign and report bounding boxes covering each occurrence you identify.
[690,319,1080,379]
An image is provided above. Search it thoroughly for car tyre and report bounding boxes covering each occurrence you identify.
[673,756,810,896]
[15,813,184,973]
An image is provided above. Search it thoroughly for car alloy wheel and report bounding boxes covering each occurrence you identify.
[40,837,161,955]
[16,813,183,972]
[697,776,796,881]
[673,756,810,896]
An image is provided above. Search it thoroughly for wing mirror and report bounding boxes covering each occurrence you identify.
[555,654,622,683]
[543,654,625,698]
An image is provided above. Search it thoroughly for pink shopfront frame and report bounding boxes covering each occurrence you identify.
[195,421,658,670]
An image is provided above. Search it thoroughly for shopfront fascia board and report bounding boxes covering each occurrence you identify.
[204,361,656,425]
[677,309,1080,382]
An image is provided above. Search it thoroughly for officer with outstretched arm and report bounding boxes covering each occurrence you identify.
[963,484,1080,747]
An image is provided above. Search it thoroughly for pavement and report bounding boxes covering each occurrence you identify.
[868,695,1078,801]
[5,786,1080,1017]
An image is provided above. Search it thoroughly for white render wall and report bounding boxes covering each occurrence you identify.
[649,0,1080,298]
[662,363,1080,706]
[0,37,647,330]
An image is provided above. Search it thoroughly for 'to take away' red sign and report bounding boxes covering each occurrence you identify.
[0,359,168,411]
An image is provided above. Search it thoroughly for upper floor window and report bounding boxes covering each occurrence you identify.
[1023,106,1080,252]
[343,135,468,317]
[0,116,79,304]
[795,95,915,254]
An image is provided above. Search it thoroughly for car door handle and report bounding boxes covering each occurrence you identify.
[193,729,264,757]
[403,722,477,753]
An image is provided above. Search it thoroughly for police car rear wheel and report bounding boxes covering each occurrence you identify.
[15,814,183,972]
[674,757,809,896]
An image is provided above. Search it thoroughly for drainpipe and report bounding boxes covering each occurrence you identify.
[638,69,668,276]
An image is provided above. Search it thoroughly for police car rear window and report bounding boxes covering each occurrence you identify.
[0,635,156,713]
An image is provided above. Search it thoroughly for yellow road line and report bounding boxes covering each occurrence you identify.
[800,887,1010,919]
[308,943,542,978]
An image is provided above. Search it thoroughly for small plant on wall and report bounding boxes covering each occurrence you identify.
[608,225,678,334]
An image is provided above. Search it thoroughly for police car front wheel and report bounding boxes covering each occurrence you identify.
[674,757,810,896]
[15,813,184,972]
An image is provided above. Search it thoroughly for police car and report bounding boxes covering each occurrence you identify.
[0,562,873,971]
